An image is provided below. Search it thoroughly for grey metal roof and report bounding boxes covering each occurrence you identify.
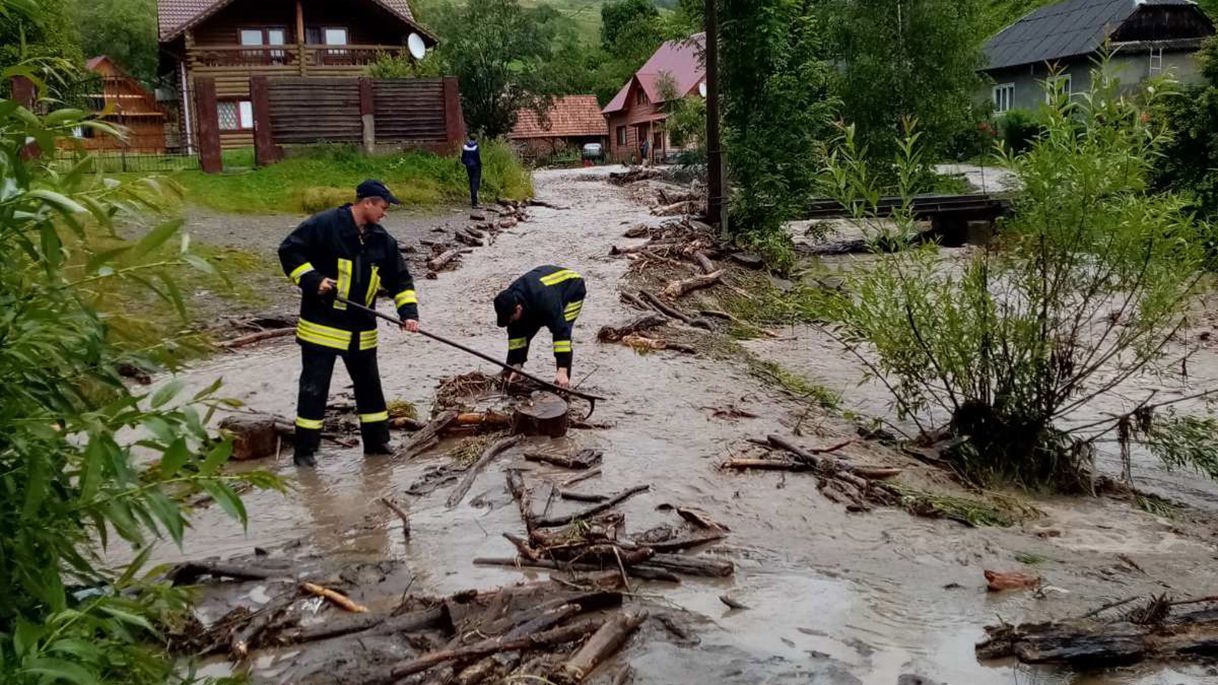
[984,0,1196,71]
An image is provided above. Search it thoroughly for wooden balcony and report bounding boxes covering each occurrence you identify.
[189,44,410,73]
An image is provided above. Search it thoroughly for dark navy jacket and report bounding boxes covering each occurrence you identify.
[461,141,481,170]
[503,265,586,370]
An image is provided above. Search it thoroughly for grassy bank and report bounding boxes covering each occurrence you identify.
[165,140,533,215]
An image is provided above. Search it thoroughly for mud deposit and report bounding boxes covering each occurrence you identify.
[132,168,1218,684]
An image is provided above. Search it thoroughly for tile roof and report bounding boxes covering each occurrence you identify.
[157,0,425,42]
[984,0,1199,71]
[603,33,706,114]
[510,95,607,139]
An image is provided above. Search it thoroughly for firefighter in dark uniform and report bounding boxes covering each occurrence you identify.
[278,180,419,467]
[493,266,586,389]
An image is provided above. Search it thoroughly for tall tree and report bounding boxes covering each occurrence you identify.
[719,0,836,254]
[430,0,567,137]
[831,0,985,165]
[601,0,659,50]
[0,0,81,79]
[72,0,158,87]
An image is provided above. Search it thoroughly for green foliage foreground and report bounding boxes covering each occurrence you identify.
[818,69,1218,491]
[0,78,280,682]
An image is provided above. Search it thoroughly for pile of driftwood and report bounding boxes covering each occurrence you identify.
[977,594,1218,668]
[169,559,651,684]
[608,166,664,186]
[415,200,533,278]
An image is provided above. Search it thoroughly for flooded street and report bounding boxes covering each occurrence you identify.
[150,168,1218,684]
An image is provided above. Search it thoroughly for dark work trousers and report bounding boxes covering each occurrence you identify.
[467,166,482,207]
[294,346,390,455]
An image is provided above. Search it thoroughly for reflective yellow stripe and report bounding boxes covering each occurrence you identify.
[553,341,572,353]
[508,338,528,350]
[564,301,583,312]
[540,269,581,286]
[334,258,352,310]
[297,320,352,351]
[296,417,324,430]
[365,266,381,306]
[360,411,389,424]
[564,300,583,321]
[290,262,314,285]
[359,329,378,351]
[394,289,418,308]
[565,312,580,322]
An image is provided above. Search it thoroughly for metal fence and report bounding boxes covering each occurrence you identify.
[52,150,201,174]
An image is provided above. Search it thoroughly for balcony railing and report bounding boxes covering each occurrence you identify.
[191,44,410,69]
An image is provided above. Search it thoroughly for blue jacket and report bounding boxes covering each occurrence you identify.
[461,141,481,169]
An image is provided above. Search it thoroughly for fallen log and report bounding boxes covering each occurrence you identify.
[397,410,459,460]
[560,468,602,488]
[218,327,295,349]
[455,411,512,429]
[560,611,649,683]
[428,248,463,272]
[379,497,411,541]
[692,252,717,275]
[634,532,725,553]
[619,334,696,354]
[390,416,427,431]
[301,582,368,613]
[609,241,677,256]
[167,560,288,585]
[507,469,538,533]
[619,291,651,312]
[656,504,731,532]
[652,200,699,216]
[524,449,604,470]
[721,458,813,472]
[661,270,723,300]
[218,415,282,461]
[369,618,604,684]
[622,224,650,238]
[646,553,734,578]
[536,485,650,528]
[454,231,483,248]
[447,435,525,508]
[512,392,570,438]
[639,290,711,330]
[597,314,667,343]
[559,490,609,503]
[287,606,444,644]
[473,557,680,583]
[230,589,298,659]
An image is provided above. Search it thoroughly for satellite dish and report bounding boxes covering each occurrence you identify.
[408,33,427,60]
[698,81,708,98]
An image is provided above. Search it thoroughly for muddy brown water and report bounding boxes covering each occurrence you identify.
[121,168,1218,684]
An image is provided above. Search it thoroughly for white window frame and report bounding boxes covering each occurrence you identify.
[992,83,1014,113]
[218,99,254,132]
[1046,74,1072,103]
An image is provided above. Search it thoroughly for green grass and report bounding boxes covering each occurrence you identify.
[895,487,1021,527]
[152,140,532,215]
[1014,551,1051,565]
[746,357,841,410]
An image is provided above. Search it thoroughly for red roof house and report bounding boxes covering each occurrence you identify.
[510,95,608,159]
[602,33,705,163]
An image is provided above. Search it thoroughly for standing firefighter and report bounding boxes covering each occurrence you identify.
[494,266,586,389]
[461,135,482,208]
[278,180,420,467]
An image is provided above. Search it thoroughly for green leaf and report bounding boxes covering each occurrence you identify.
[85,246,131,274]
[200,440,233,476]
[27,188,87,215]
[160,437,189,477]
[116,545,154,587]
[97,604,155,632]
[146,490,185,545]
[44,109,85,126]
[203,481,248,528]
[131,219,182,258]
[182,253,217,276]
[150,379,183,409]
[158,271,187,320]
[191,376,224,401]
[22,657,99,685]
[47,638,102,664]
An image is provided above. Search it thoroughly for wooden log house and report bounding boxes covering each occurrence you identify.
[157,0,437,151]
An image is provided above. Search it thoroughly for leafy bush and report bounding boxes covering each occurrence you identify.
[818,67,1218,491]
[996,109,1043,154]
[0,70,279,683]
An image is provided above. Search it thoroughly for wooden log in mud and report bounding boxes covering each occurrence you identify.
[976,599,1218,667]
[559,490,610,503]
[428,248,463,272]
[692,252,717,275]
[597,314,667,343]
[645,553,734,578]
[302,582,368,613]
[369,618,605,683]
[622,224,650,238]
[524,449,604,470]
[661,270,723,300]
[397,410,459,460]
[535,485,650,529]
[379,497,411,541]
[619,291,651,312]
[455,411,512,429]
[507,469,538,533]
[560,610,649,683]
[619,334,696,354]
[167,560,288,585]
[390,416,427,431]
[512,392,570,438]
[230,589,298,659]
[656,504,730,532]
[447,435,525,508]
[610,241,677,256]
[218,414,283,461]
[474,557,680,583]
[639,290,712,330]
[287,606,445,644]
[454,231,484,248]
[218,327,295,349]
[634,532,725,553]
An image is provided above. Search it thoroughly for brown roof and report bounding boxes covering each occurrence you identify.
[510,96,608,140]
[157,0,430,42]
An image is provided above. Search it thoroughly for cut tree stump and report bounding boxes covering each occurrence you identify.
[512,392,571,438]
[218,415,282,461]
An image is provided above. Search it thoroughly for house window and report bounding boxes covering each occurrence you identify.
[324,27,349,46]
[218,100,254,132]
[635,90,646,106]
[616,126,627,146]
[1046,74,1072,103]
[992,83,1014,113]
[239,27,287,63]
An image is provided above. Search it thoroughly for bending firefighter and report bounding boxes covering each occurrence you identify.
[494,265,586,389]
[279,179,419,467]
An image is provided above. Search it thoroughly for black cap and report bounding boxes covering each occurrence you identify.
[494,290,520,328]
[356,179,401,205]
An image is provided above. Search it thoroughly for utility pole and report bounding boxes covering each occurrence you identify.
[704,0,727,231]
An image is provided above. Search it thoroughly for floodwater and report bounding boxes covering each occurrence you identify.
[137,167,1218,684]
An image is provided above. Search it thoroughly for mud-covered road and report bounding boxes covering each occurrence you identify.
[142,168,1218,684]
